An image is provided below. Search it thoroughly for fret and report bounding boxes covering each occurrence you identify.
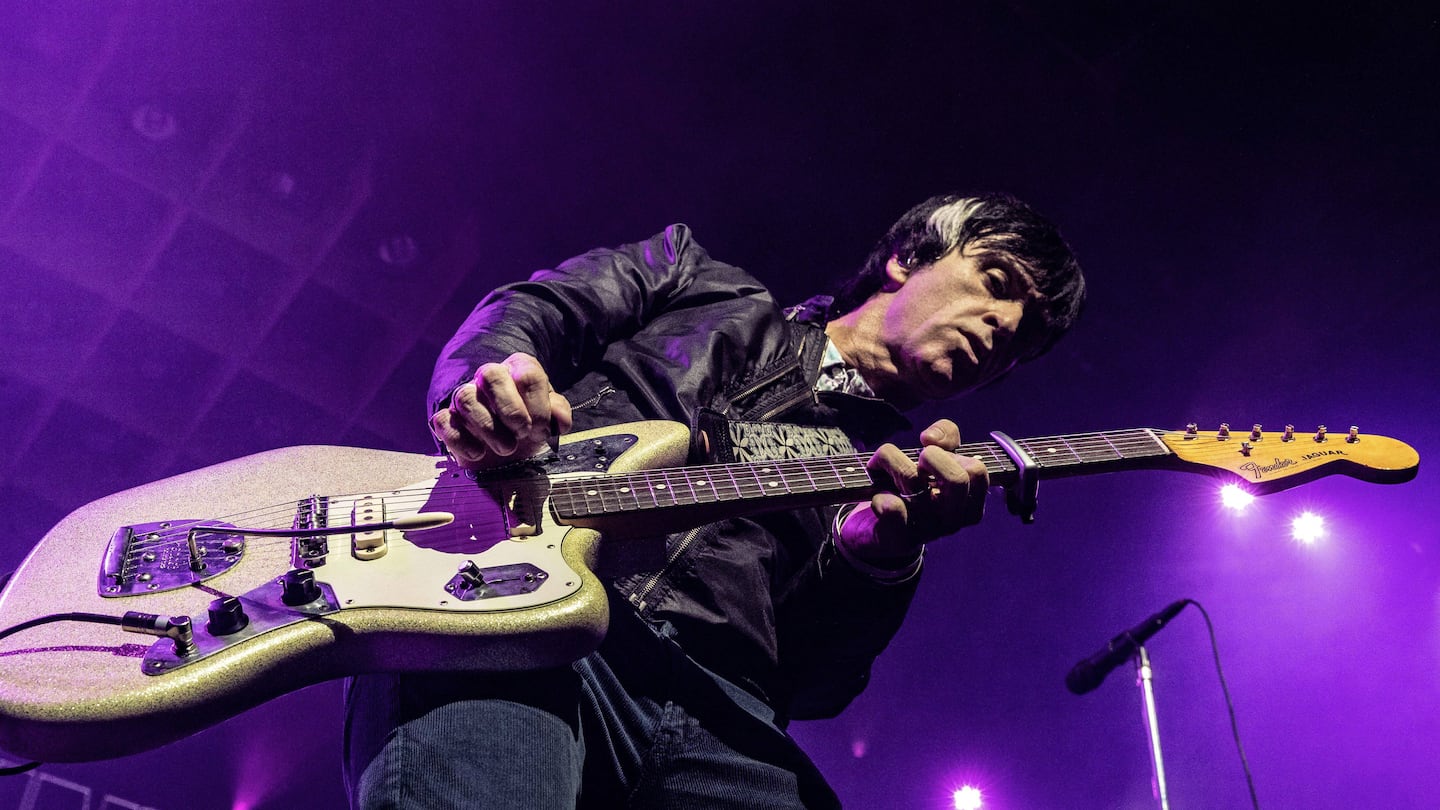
[717,462,745,503]
[1020,435,1086,467]
[750,463,787,497]
[953,443,1014,475]
[648,469,679,508]
[578,479,609,515]
[680,467,719,505]
[804,456,846,492]
[611,474,644,511]
[1137,428,1170,455]
[548,426,1186,524]
[1096,431,1125,460]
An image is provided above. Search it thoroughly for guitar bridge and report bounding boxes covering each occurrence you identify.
[98,521,245,597]
[292,495,330,568]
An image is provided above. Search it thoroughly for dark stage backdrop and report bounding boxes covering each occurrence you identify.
[1,3,1436,808]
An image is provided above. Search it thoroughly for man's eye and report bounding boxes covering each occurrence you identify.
[985,270,1009,296]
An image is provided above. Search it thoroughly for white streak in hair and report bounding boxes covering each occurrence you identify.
[926,197,984,256]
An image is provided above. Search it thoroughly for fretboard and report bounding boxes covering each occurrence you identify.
[548,428,1173,523]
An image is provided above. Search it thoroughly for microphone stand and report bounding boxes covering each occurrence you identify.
[1135,645,1171,810]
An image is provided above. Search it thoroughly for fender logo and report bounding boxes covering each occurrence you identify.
[1238,458,1297,479]
[1238,449,1347,479]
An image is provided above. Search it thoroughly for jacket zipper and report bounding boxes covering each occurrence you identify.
[629,330,818,611]
[627,525,704,613]
[725,334,810,416]
[570,384,616,412]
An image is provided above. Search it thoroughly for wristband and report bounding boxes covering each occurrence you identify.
[830,504,923,584]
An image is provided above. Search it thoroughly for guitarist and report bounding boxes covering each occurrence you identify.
[345,194,1086,809]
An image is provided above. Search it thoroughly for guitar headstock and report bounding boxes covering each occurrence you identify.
[1159,423,1419,495]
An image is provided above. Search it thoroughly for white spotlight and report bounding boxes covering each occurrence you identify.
[953,785,983,810]
[1291,511,1326,544]
[1219,483,1255,510]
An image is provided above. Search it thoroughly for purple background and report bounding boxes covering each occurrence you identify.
[1,3,1436,808]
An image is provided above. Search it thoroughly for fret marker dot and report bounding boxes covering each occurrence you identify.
[697,480,709,486]
[619,487,630,493]
[586,489,598,496]
[767,481,778,488]
[656,484,667,490]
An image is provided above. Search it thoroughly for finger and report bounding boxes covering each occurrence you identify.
[429,407,490,467]
[865,443,920,496]
[869,492,914,552]
[473,362,529,454]
[917,446,988,529]
[505,354,554,439]
[549,391,574,435]
[919,418,961,450]
[447,378,511,456]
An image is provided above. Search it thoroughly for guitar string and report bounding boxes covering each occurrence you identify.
[118,428,1170,557]
[118,431,1171,554]
[116,429,1175,560]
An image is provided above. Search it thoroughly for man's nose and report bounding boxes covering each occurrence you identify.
[983,301,1024,338]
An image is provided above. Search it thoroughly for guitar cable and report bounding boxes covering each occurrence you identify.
[0,613,128,772]
[0,612,136,777]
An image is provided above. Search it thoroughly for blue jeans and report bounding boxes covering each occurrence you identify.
[344,598,840,809]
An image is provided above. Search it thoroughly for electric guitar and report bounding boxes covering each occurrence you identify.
[0,420,1418,762]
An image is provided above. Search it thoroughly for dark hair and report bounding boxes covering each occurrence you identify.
[832,193,1086,361]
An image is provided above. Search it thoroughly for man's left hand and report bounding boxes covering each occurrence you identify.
[837,418,989,569]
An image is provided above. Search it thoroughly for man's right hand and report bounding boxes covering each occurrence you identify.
[429,352,573,469]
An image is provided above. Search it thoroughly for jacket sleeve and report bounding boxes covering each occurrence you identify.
[428,223,768,415]
[772,506,923,720]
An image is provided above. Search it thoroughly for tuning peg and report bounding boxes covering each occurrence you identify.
[1347,425,1359,444]
[1217,423,1230,439]
[1239,441,1253,456]
[1185,423,1198,439]
[1314,425,1327,443]
[1250,424,1263,441]
[1282,424,1295,442]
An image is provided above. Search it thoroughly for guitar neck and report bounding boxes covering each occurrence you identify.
[960,427,1175,485]
[549,428,1175,530]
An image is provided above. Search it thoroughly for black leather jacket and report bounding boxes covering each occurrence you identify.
[430,225,918,719]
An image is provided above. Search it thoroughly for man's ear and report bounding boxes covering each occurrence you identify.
[882,255,911,292]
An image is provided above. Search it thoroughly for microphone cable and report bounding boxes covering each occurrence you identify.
[1191,598,1260,810]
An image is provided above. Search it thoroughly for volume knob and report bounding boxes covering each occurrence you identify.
[280,568,322,606]
[206,596,250,635]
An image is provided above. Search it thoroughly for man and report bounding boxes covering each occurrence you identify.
[345,193,1085,808]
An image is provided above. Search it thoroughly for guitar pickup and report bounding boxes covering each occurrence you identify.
[351,495,388,560]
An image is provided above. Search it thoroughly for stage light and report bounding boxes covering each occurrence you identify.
[1291,511,1325,544]
[1219,483,1255,510]
[953,785,983,810]
[131,102,178,141]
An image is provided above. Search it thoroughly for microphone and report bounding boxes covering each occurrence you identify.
[1065,599,1191,695]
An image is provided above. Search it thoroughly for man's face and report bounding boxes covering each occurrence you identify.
[874,242,1039,405]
